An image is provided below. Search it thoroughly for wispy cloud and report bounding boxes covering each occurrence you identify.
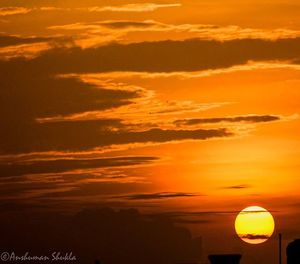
[76,62,300,80]
[0,34,73,59]
[0,42,51,59]
[87,3,181,12]
[149,210,275,218]
[239,234,271,240]
[50,19,300,40]
[0,156,158,177]
[48,20,300,48]
[2,41,295,155]
[174,115,281,126]
[0,35,52,48]
[0,3,181,18]
[11,38,300,73]
[0,56,234,155]
[114,192,201,200]
[222,184,252,190]
[44,75,228,126]
[0,155,157,200]
[0,7,31,16]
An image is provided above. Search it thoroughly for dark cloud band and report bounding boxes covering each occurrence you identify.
[174,115,281,126]
[0,156,158,177]
[115,192,201,200]
[2,37,300,73]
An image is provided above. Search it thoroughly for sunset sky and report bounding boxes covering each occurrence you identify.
[1,1,300,263]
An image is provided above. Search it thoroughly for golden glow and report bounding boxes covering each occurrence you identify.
[235,206,275,244]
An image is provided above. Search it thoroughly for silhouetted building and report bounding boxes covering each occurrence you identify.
[208,254,241,264]
[287,239,300,264]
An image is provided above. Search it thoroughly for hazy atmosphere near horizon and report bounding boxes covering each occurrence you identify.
[1,1,300,264]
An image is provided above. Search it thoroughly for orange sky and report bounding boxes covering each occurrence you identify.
[0,1,300,263]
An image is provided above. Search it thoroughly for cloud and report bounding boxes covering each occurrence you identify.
[146,210,248,225]
[0,68,142,153]
[48,20,300,49]
[0,178,76,200]
[0,3,181,18]
[0,34,73,59]
[222,184,252,189]
[65,62,300,81]
[174,115,281,126]
[49,20,300,41]
[0,156,158,177]
[0,156,156,201]
[0,7,31,16]
[0,34,292,207]
[1,38,291,156]
[1,123,232,154]
[151,211,243,217]
[0,208,201,264]
[0,35,51,48]
[87,3,181,12]
[0,42,53,59]
[147,210,241,225]
[147,208,279,226]
[0,65,160,156]
[96,20,158,29]
[115,192,201,200]
[5,38,300,74]
[44,76,228,125]
[0,50,233,155]
[239,234,271,240]
[148,209,277,222]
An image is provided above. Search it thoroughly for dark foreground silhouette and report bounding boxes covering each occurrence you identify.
[208,254,241,264]
[0,208,201,264]
[287,239,300,264]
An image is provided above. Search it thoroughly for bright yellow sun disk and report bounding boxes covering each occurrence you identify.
[235,206,275,244]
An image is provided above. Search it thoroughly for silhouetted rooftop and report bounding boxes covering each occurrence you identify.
[287,239,300,264]
[208,254,242,264]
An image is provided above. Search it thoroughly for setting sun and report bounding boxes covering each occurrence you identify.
[235,206,275,244]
